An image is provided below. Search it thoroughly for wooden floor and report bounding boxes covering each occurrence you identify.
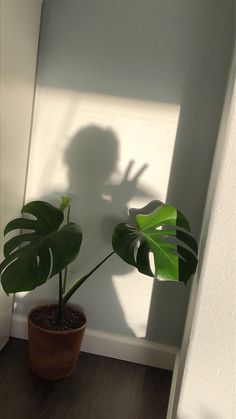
[0,338,172,419]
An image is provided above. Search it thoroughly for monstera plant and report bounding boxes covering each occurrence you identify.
[0,196,198,379]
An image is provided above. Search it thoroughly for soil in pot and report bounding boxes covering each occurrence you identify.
[28,304,87,380]
[30,305,85,331]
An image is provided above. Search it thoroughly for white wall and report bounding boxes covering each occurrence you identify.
[176,46,236,419]
[12,1,234,354]
[0,0,42,349]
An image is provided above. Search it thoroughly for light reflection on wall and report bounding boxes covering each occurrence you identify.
[25,87,180,337]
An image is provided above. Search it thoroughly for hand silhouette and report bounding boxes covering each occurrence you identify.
[104,160,149,208]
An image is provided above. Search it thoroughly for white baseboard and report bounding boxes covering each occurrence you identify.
[11,313,177,370]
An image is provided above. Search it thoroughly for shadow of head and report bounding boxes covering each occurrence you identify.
[64,125,119,186]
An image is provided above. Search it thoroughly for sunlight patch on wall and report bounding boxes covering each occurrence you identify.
[15,292,29,298]
[25,87,180,338]
[112,275,154,338]
[27,87,180,205]
[13,291,30,312]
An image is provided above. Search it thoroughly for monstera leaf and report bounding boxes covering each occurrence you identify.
[112,203,198,284]
[0,201,82,294]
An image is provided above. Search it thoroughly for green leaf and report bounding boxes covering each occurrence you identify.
[59,195,71,211]
[112,203,198,284]
[0,201,82,294]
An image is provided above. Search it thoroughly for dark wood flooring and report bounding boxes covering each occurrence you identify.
[0,338,172,419]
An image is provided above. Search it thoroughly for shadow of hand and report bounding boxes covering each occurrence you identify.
[104,160,149,207]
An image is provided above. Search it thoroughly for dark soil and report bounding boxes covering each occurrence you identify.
[30,305,86,331]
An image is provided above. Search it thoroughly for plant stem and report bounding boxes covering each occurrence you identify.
[67,204,71,223]
[62,266,68,294]
[62,205,71,294]
[57,271,64,329]
[63,251,115,305]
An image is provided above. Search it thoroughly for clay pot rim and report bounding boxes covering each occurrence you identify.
[28,303,87,335]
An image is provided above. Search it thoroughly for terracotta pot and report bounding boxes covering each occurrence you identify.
[27,304,87,380]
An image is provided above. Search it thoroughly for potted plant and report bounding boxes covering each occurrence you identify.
[0,196,198,380]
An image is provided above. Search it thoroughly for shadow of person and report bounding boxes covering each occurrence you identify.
[65,125,151,245]
[60,124,153,336]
